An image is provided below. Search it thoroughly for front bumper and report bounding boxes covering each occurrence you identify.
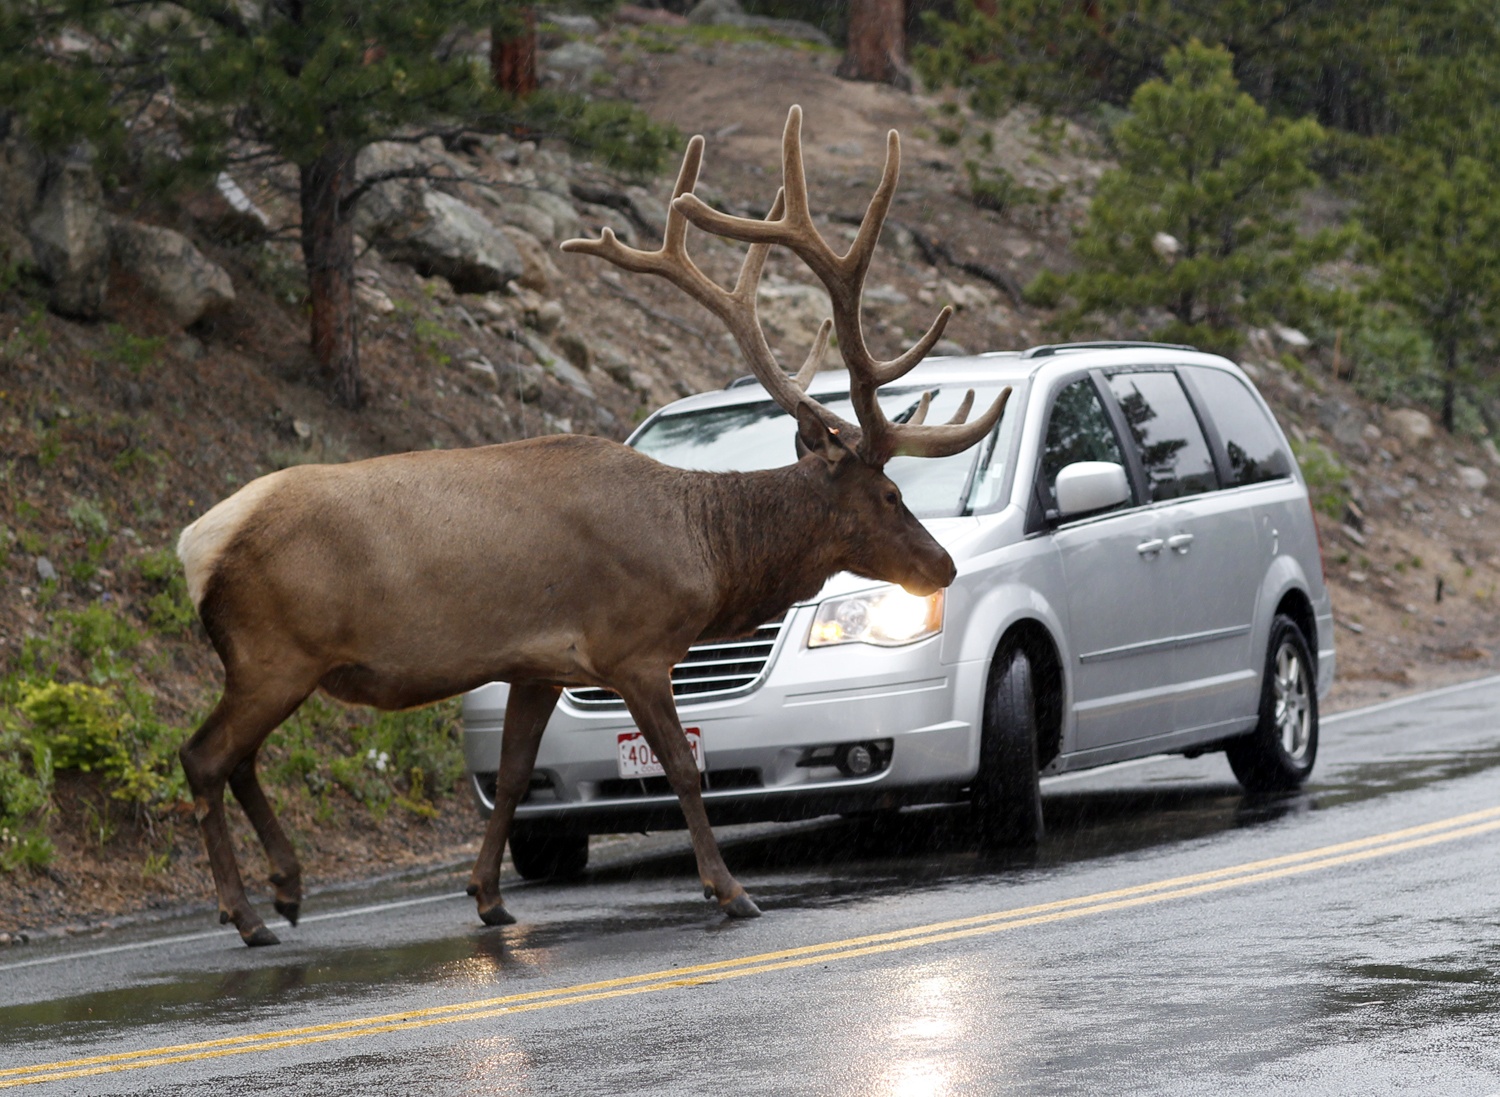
[462,620,985,832]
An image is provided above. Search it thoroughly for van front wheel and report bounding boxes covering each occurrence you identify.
[973,646,1044,850]
[508,822,589,880]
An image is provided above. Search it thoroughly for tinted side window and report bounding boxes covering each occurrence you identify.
[1106,371,1218,501]
[1039,378,1128,512]
[1184,366,1292,486]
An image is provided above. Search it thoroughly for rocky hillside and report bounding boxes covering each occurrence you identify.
[3,8,1499,942]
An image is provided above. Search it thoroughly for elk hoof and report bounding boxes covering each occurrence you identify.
[274,899,301,926]
[478,902,516,927]
[243,924,281,947]
[721,893,762,919]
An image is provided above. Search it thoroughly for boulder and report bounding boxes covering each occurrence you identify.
[360,187,522,294]
[500,225,562,293]
[108,218,236,327]
[545,14,601,34]
[524,189,582,242]
[1273,324,1311,348]
[1456,465,1488,492]
[555,329,591,372]
[357,139,470,185]
[544,41,608,87]
[757,276,833,350]
[492,198,556,244]
[27,145,109,319]
[1386,408,1435,449]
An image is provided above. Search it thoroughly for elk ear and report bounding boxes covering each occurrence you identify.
[794,403,855,472]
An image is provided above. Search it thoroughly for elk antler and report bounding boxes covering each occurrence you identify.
[563,106,1009,464]
[560,134,853,439]
[672,105,1009,464]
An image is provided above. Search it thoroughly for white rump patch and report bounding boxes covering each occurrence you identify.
[177,474,283,608]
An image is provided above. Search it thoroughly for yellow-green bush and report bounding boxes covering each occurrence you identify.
[18,681,125,773]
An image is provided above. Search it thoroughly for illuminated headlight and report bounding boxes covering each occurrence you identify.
[808,586,945,648]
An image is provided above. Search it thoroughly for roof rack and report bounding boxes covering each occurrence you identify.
[725,375,762,389]
[1021,340,1198,359]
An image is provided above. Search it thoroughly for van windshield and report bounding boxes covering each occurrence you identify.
[631,384,1016,518]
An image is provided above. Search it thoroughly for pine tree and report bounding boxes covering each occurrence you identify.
[1053,42,1342,353]
[1358,1,1500,432]
[915,0,1396,133]
[1,2,672,409]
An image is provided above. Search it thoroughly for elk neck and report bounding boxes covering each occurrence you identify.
[687,459,847,640]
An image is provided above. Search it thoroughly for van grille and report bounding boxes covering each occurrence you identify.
[563,618,785,709]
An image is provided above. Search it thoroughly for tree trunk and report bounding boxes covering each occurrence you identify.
[1442,337,1458,433]
[491,7,537,98]
[299,145,361,409]
[838,0,910,89]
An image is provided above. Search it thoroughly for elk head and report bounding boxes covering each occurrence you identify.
[562,105,1010,598]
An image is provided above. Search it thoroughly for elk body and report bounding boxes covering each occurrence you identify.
[177,105,1009,945]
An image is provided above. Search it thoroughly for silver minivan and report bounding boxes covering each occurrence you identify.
[462,342,1334,877]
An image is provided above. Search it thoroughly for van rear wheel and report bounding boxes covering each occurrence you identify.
[508,822,589,880]
[1227,614,1318,793]
[973,646,1044,849]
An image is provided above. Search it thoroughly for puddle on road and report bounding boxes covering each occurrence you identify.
[1319,954,1500,1036]
[1313,745,1500,809]
[0,897,755,1047]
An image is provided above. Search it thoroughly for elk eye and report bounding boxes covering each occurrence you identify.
[884,491,899,505]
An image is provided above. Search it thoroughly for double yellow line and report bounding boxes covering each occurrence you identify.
[7,804,1500,1090]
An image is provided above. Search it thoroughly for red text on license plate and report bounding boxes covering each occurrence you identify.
[617,727,704,779]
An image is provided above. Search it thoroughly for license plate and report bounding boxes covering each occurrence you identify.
[617,727,705,779]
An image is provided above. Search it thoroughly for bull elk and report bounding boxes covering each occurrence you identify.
[176,105,1010,946]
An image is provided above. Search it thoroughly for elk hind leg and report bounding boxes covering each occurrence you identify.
[467,682,561,926]
[619,677,759,918]
[229,751,303,925]
[180,679,314,946]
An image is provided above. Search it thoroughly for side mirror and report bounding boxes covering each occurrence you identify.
[1055,461,1130,518]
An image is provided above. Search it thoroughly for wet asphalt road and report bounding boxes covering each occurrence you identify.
[4,678,1500,1095]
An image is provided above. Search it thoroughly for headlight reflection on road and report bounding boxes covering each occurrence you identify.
[874,970,969,1097]
[448,927,549,988]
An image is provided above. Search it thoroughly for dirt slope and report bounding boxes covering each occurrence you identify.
[3,25,1498,944]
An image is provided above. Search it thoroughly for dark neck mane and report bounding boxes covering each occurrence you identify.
[686,462,842,639]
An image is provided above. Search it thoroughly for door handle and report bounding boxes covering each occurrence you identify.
[1136,538,1164,556]
[1167,533,1194,553]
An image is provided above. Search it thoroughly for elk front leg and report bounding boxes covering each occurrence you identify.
[467,682,562,926]
[619,676,760,918]
[228,751,303,926]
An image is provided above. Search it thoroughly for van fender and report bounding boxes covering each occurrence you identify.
[943,574,1075,772]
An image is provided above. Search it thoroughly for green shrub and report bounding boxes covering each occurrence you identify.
[98,325,165,376]
[1293,440,1349,518]
[1023,269,1067,309]
[0,723,55,871]
[67,604,141,667]
[136,548,197,634]
[18,681,126,773]
[14,674,182,809]
[66,497,110,539]
[964,160,1036,214]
